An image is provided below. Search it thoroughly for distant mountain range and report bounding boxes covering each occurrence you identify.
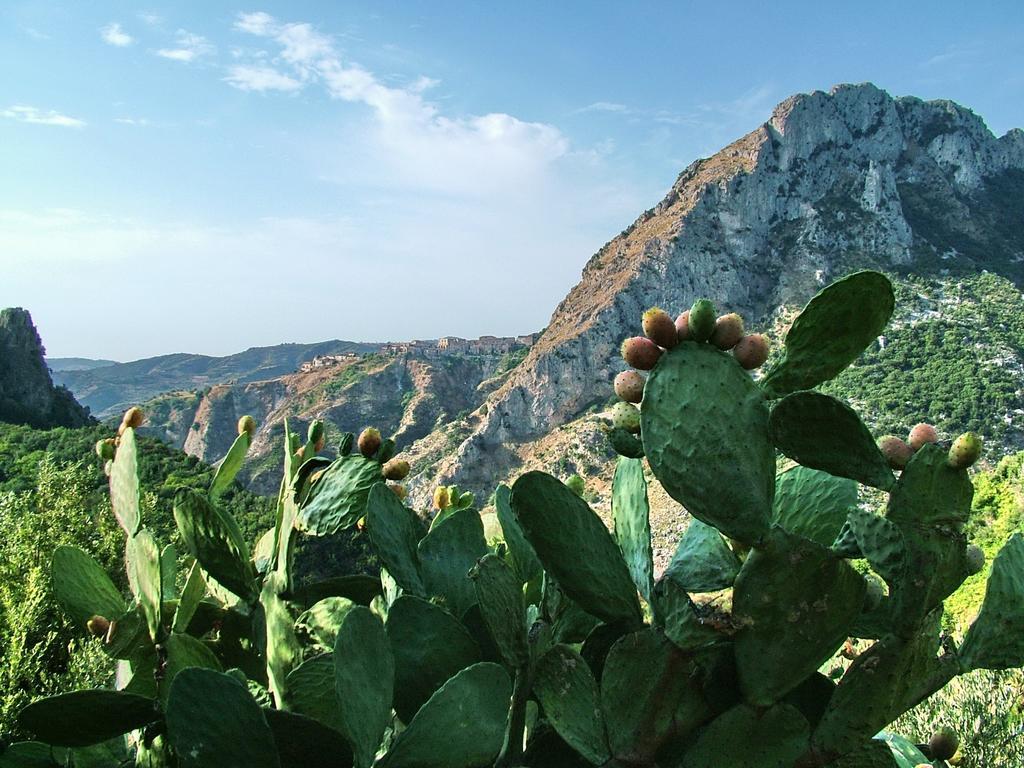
[46,357,119,372]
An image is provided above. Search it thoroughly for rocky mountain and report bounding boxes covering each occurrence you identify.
[0,308,92,429]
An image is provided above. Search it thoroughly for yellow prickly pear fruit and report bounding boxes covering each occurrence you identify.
[86,615,110,638]
[358,427,382,458]
[433,486,451,510]
[948,432,982,469]
[238,415,257,437]
[119,406,144,435]
[383,458,410,481]
[642,307,678,349]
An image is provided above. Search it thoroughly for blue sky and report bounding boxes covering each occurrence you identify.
[2,1,1023,360]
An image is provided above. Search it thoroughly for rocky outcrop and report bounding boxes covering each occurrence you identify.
[0,308,92,428]
[410,83,1024,504]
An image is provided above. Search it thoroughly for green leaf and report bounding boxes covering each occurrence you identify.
[469,554,528,670]
[385,595,481,723]
[760,270,895,398]
[960,534,1024,670]
[772,465,858,547]
[262,709,354,768]
[210,431,251,500]
[174,489,256,603]
[110,426,141,534]
[17,690,158,747]
[510,471,642,627]
[611,457,655,604]
[494,484,541,583]
[641,342,775,544]
[378,663,511,768]
[769,391,895,491]
[295,453,384,535]
[680,703,810,768]
[166,668,279,768]
[417,508,488,618]
[365,483,426,595]
[126,530,163,643]
[50,546,124,629]
[663,518,740,593]
[532,645,610,765]
[333,607,394,768]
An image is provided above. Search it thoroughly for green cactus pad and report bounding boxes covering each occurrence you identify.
[510,471,642,626]
[494,484,542,583]
[160,543,177,596]
[262,709,354,768]
[651,577,721,652]
[680,703,810,768]
[262,575,302,708]
[16,690,158,748]
[292,575,383,607]
[365,483,426,595]
[209,431,251,500]
[417,508,488,618]
[602,629,710,763]
[532,645,610,765]
[171,561,207,633]
[333,607,394,768]
[772,465,858,548]
[760,270,894,398]
[769,391,895,491]
[126,530,163,643]
[830,739,902,767]
[51,546,124,628]
[283,655,343,733]
[733,528,866,705]
[166,668,279,768]
[469,554,528,670]
[173,489,256,603]
[160,632,222,705]
[960,534,1024,670]
[876,732,930,768]
[378,663,511,768]
[0,741,69,766]
[611,458,655,604]
[845,509,907,584]
[385,595,481,723]
[887,443,973,529]
[608,427,645,458]
[663,517,741,593]
[641,342,774,544]
[295,597,357,650]
[295,453,385,535]
[110,426,141,534]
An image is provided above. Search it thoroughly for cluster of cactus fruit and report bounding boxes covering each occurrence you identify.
[4,270,1024,768]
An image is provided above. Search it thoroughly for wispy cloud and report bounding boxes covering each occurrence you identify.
[114,117,150,126]
[224,65,303,92]
[138,12,163,27]
[22,26,50,41]
[576,101,630,114]
[2,105,86,128]
[156,30,214,62]
[100,22,134,47]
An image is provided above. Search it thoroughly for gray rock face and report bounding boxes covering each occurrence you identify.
[422,82,1024,500]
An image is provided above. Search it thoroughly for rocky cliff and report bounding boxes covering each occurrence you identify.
[0,308,92,429]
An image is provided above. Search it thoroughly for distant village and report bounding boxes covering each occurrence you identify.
[299,334,536,372]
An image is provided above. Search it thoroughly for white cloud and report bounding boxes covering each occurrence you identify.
[23,26,50,41]
[224,65,302,92]
[138,12,163,26]
[156,30,214,62]
[2,105,85,128]
[114,117,150,126]
[577,101,630,114]
[101,22,134,47]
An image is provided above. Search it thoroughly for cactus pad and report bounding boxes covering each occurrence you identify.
[210,431,251,500]
[494,484,541,584]
[51,546,124,628]
[365,483,426,596]
[611,457,655,603]
[772,465,858,548]
[417,508,487,618]
[17,691,159,748]
[532,644,610,765]
[174,489,256,603]
[663,517,741,593]
[262,708,354,768]
[469,554,528,670]
[295,454,385,535]
[960,534,1024,670]
[845,509,906,585]
[110,427,141,534]
[680,703,810,768]
[126,530,163,643]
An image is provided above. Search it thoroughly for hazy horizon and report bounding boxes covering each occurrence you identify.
[3,1,1023,360]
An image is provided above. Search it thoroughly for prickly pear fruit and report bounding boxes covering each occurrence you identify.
[433,486,451,510]
[620,336,662,370]
[733,333,770,369]
[390,484,408,500]
[688,299,716,342]
[908,423,938,451]
[642,307,678,349]
[383,458,410,481]
[614,370,645,403]
[457,490,475,508]
[610,401,641,434]
[118,406,144,435]
[565,475,585,496]
[308,420,325,452]
[965,544,985,575]
[238,415,256,437]
[929,727,959,761]
[357,427,382,458]
[675,310,691,342]
[710,313,745,350]
[948,432,982,469]
[95,438,115,461]
[878,435,914,470]
[86,615,110,638]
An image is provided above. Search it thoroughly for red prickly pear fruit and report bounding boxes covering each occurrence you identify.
[565,474,585,496]
[238,415,256,437]
[948,432,982,469]
[610,402,641,434]
[383,458,410,481]
[675,310,691,342]
[307,419,325,449]
[614,370,645,403]
[95,438,115,461]
[87,615,110,638]
[710,313,745,350]
[929,727,959,761]
[357,427,382,458]
[119,406,144,435]
[389,483,408,500]
[642,307,678,349]
[620,336,662,370]
[688,299,716,342]
[907,422,938,451]
[733,334,770,370]
[433,486,451,510]
[965,544,985,575]
[878,435,914,470]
